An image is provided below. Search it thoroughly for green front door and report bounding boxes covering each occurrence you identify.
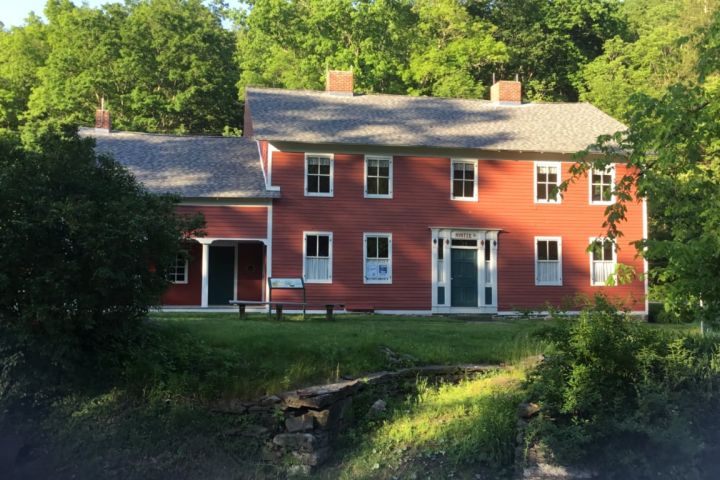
[209,246,235,306]
[451,248,478,307]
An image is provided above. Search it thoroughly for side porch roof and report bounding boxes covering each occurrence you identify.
[80,127,279,199]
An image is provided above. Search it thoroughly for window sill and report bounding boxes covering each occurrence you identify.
[364,280,392,284]
[364,194,393,199]
[535,282,563,287]
[304,279,333,284]
[451,196,478,202]
[590,200,615,206]
[304,192,334,197]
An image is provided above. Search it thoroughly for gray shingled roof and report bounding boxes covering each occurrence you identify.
[80,128,277,198]
[246,87,626,154]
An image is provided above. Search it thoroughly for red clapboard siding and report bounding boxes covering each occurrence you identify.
[162,242,202,306]
[270,152,645,311]
[176,205,267,239]
[162,241,265,306]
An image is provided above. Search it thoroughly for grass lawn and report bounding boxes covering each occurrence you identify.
[5,313,697,479]
[146,312,548,399]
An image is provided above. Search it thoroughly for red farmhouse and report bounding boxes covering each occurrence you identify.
[82,73,647,316]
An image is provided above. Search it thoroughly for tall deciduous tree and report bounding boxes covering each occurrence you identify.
[24,0,126,132]
[567,11,720,323]
[117,0,241,133]
[0,14,48,131]
[236,0,508,98]
[236,0,417,95]
[23,0,240,135]
[475,0,625,101]
[579,0,719,120]
[405,0,507,98]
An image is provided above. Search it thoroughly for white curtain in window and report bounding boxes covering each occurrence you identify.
[537,261,560,284]
[592,261,614,284]
[306,258,330,280]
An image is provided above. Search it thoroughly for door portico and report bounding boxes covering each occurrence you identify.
[431,228,499,314]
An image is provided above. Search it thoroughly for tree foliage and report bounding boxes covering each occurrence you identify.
[566,10,720,323]
[579,0,719,120]
[478,0,625,101]
[6,0,240,135]
[527,298,720,477]
[0,128,203,376]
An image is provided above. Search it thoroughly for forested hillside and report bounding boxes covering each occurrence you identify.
[0,0,717,135]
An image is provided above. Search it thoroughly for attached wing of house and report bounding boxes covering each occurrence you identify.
[81,74,646,316]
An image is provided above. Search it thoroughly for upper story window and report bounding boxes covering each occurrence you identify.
[167,253,188,284]
[535,237,562,286]
[304,232,332,283]
[364,233,392,283]
[451,159,478,201]
[365,155,393,198]
[590,237,616,286]
[535,161,562,203]
[305,153,333,196]
[590,165,615,204]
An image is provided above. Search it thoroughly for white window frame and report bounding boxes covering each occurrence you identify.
[303,231,333,283]
[364,155,393,199]
[450,158,478,201]
[167,253,189,284]
[363,233,392,284]
[534,236,563,286]
[589,237,617,286]
[534,161,563,204]
[589,164,616,205]
[304,153,334,197]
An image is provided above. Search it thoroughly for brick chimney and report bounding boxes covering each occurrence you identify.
[490,80,522,104]
[95,97,111,132]
[326,70,354,95]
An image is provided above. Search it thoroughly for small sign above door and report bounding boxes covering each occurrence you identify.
[451,231,478,240]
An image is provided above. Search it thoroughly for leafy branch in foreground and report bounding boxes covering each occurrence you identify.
[559,11,720,322]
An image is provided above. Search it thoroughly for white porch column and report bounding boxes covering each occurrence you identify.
[199,240,212,307]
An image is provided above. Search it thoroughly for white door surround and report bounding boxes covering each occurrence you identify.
[430,228,500,314]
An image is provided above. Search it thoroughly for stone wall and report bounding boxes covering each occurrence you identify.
[252,364,501,475]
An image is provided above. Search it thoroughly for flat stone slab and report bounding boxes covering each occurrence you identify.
[362,363,499,385]
[279,379,362,410]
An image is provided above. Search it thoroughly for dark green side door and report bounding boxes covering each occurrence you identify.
[451,248,478,307]
[209,246,235,306]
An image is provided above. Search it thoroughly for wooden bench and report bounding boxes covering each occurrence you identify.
[229,300,345,321]
[229,300,305,321]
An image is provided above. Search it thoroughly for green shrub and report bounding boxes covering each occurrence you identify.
[0,128,203,411]
[526,295,720,479]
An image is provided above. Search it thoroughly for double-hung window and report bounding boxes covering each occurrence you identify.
[451,159,477,200]
[364,233,392,283]
[590,238,616,286]
[535,237,562,286]
[304,233,332,283]
[365,155,392,198]
[305,153,333,196]
[590,165,615,204]
[167,253,188,284]
[535,161,562,203]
